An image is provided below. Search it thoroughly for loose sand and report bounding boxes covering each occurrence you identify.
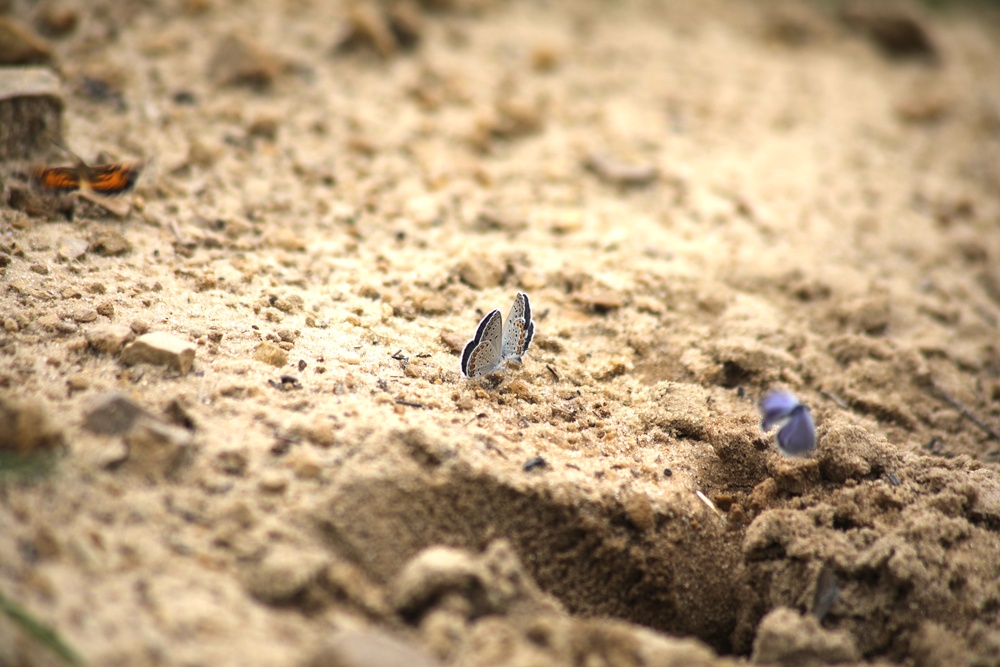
[2,1,1000,666]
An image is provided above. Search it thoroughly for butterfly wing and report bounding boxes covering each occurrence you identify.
[776,404,816,456]
[461,309,503,378]
[31,166,81,193]
[84,163,143,196]
[760,390,800,432]
[502,292,534,361]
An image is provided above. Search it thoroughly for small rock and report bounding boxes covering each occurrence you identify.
[215,449,248,476]
[390,540,561,622]
[622,492,655,532]
[130,319,150,335]
[71,308,97,323]
[841,4,937,61]
[752,607,859,666]
[544,207,584,234]
[817,418,893,483]
[123,418,193,480]
[95,301,114,318]
[208,32,281,89]
[576,289,624,313]
[34,5,79,37]
[0,395,64,454]
[768,455,821,495]
[82,392,149,435]
[56,236,89,262]
[253,341,288,368]
[258,470,289,494]
[304,630,442,667]
[333,1,423,58]
[439,330,466,354]
[416,294,449,315]
[66,374,89,392]
[88,229,132,256]
[120,332,197,374]
[6,184,72,218]
[584,153,658,187]
[289,450,322,480]
[263,228,307,252]
[0,67,62,160]
[0,17,54,65]
[242,544,327,604]
[246,115,279,140]
[457,255,505,290]
[476,97,545,144]
[29,263,48,275]
[85,324,133,355]
[405,194,441,227]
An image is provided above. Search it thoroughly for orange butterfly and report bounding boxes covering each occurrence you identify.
[31,144,143,197]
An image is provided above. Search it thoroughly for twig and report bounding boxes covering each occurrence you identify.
[818,388,849,409]
[395,399,425,409]
[695,490,723,520]
[930,380,1000,441]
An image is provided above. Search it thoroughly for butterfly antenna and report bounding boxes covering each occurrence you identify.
[50,140,89,167]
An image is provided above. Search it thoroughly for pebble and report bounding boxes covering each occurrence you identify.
[253,341,288,368]
[457,255,505,290]
[0,18,53,66]
[208,32,281,89]
[123,419,194,480]
[0,395,65,453]
[85,324,133,355]
[242,544,327,604]
[622,492,655,532]
[439,330,466,354]
[258,470,289,494]
[72,308,98,323]
[576,289,624,313]
[96,301,114,318]
[752,607,859,665]
[120,332,197,374]
[34,6,79,37]
[333,1,423,58]
[56,236,89,262]
[840,4,937,60]
[289,450,323,480]
[66,374,89,393]
[82,392,149,435]
[304,630,442,667]
[416,294,449,316]
[88,229,132,256]
[584,153,659,187]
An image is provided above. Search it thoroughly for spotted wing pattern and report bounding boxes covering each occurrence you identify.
[461,309,503,378]
[501,292,534,362]
[31,166,82,193]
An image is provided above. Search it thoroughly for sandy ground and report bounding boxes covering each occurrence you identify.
[2,0,1000,665]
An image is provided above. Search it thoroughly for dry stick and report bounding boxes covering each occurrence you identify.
[930,379,1000,441]
[818,388,849,409]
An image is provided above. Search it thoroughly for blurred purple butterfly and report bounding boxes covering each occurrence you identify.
[760,390,816,456]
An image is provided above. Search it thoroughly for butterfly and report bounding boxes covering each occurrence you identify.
[461,292,535,378]
[31,144,143,196]
[760,390,816,456]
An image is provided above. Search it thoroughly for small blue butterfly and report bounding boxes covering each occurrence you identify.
[461,293,535,378]
[760,390,816,456]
